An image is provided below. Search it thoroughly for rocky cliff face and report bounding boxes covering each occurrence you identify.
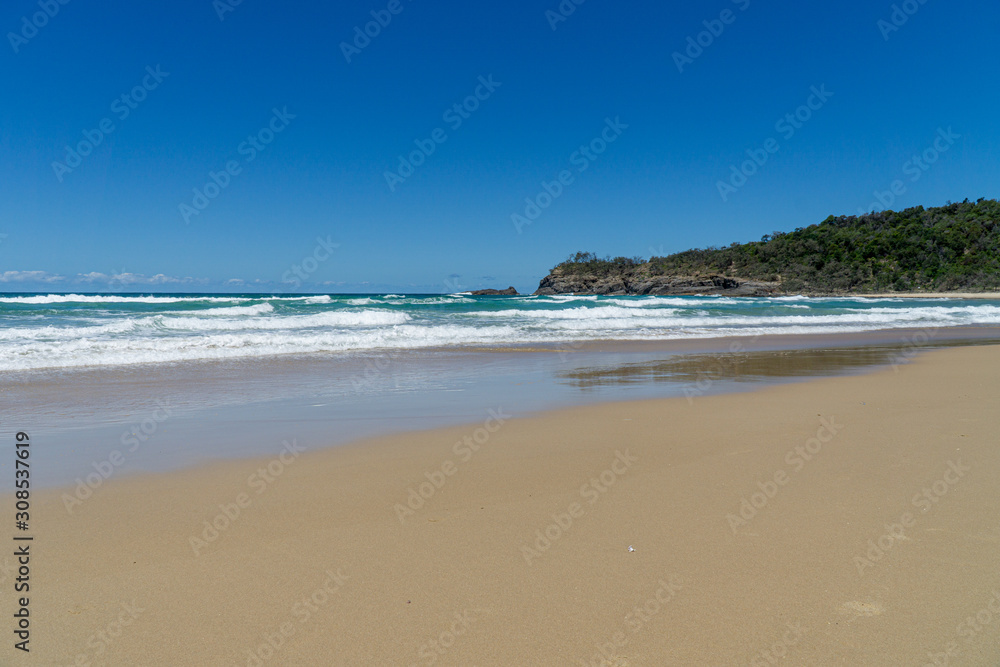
[533,270,780,296]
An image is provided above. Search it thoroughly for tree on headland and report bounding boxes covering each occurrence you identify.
[550,199,1000,294]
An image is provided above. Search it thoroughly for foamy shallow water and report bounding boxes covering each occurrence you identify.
[6,325,1000,490]
[2,292,1000,372]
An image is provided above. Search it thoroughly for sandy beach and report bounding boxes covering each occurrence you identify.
[9,344,1000,665]
[10,0,1000,663]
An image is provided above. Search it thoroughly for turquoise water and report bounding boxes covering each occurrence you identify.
[5,291,1000,488]
[2,292,1000,372]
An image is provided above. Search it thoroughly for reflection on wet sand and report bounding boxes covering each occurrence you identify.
[556,338,1000,389]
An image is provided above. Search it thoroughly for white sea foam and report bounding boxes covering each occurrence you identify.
[2,294,999,372]
[475,306,681,320]
[157,310,412,331]
[193,303,275,317]
[0,323,513,371]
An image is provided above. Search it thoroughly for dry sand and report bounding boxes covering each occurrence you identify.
[9,345,1000,665]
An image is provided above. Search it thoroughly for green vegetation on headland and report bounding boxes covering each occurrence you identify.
[535,199,1000,296]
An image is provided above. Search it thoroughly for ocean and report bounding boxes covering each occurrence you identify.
[6,291,1000,487]
[2,292,1000,372]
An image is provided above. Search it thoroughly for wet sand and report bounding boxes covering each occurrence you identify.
[11,326,1000,490]
[7,344,1000,665]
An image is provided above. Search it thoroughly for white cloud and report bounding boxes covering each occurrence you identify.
[0,269,319,291]
[147,273,183,284]
[0,270,66,283]
[77,272,204,286]
[0,270,219,287]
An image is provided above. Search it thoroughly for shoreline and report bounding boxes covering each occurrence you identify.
[448,322,1000,354]
[6,322,1000,377]
[12,344,1000,664]
[11,325,1000,491]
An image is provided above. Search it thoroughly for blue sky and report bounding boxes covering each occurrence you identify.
[1,0,998,293]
